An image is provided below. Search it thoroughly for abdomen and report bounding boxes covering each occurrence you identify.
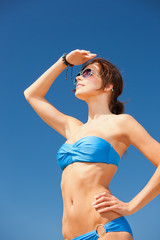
[61,162,122,240]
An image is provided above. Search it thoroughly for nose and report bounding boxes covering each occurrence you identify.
[75,75,83,84]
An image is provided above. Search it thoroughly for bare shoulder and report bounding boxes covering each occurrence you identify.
[114,113,136,127]
[115,113,148,145]
[114,113,134,121]
[115,113,160,167]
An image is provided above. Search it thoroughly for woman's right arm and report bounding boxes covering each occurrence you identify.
[24,50,96,138]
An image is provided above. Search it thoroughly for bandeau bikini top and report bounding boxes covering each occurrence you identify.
[56,136,121,171]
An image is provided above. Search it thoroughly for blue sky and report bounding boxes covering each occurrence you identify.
[1,0,160,239]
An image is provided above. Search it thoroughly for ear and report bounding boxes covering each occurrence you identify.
[104,83,114,93]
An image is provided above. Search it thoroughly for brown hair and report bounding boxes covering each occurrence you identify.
[72,57,128,115]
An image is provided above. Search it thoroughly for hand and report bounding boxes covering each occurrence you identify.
[92,191,133,216]
[66,49,97,66]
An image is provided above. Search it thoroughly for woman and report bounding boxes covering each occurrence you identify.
[24,49,160,240]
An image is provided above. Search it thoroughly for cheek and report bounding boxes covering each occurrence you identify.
[89,77,101,87]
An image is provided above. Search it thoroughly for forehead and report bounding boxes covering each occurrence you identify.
[84,63,100,72]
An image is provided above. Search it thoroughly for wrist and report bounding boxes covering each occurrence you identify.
[61,53,74,67]
[60,53,74,81]
[55,57,68,72]
[59,56,67,68]
[128,201,137,215]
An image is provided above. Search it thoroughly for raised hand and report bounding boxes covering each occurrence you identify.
[66,49,97,66]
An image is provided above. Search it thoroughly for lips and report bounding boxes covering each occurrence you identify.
[76,84,85,88]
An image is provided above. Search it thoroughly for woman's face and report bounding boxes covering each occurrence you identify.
[75,63,103,101]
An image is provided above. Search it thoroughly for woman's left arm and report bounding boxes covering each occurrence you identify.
[92,114,160,215]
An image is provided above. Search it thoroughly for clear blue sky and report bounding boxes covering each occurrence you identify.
[1,0,160,239]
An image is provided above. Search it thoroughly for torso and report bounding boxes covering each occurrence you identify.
[61,114,129,240]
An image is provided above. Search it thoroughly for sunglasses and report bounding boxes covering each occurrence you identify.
[73,68,100,85]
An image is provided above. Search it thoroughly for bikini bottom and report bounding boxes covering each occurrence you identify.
[71,216,133,240]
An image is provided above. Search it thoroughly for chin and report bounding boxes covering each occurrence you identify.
[75,88,95,101]
[75,91,87,101]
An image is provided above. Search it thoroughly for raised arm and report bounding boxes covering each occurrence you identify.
[24,49,97,138]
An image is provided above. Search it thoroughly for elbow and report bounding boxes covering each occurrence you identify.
[24,90,28,99]
[24,90,31,100]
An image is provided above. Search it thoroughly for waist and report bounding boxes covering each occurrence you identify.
[61,162,118,216]
[62,186,122,239]
[61,162,120,239]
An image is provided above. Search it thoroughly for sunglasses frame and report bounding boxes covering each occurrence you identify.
[73,68,100,85]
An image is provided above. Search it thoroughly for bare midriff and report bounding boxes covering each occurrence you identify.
[61,161,123,240]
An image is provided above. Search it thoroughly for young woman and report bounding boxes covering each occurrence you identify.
[24,49,160,240]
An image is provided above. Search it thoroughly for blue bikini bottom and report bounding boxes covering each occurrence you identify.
[71,216,133,240]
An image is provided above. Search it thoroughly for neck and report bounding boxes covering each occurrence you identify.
[85,95,113,124]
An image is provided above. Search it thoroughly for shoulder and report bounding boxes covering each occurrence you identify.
[115,113,140,133]
[116,113,133,120]
[115,113,149,146]
[116,114,160,167]
[114,113,136,126]
[104,113,135,130]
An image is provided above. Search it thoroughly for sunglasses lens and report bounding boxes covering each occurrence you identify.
[73,69,92,85]
[83,69,92,78]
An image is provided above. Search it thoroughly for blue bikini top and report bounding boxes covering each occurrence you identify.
[56,136,121,171]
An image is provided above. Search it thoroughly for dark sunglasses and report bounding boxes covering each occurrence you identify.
[73,68,100,85]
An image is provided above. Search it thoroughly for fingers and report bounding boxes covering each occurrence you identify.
[67,49,97,65]
[92,196,112,205]
[92,196,115,209]
[76,49,97,57]
[92,199,118,213]
[92,192,117,212]
[92,196,118,213]
[74,49,90,54]
[80,50,91,54]
[93,200,117,209]
[98,205,117,213]
[85,54,97,58]
[82,52,97,59]
[94,191,111,199]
